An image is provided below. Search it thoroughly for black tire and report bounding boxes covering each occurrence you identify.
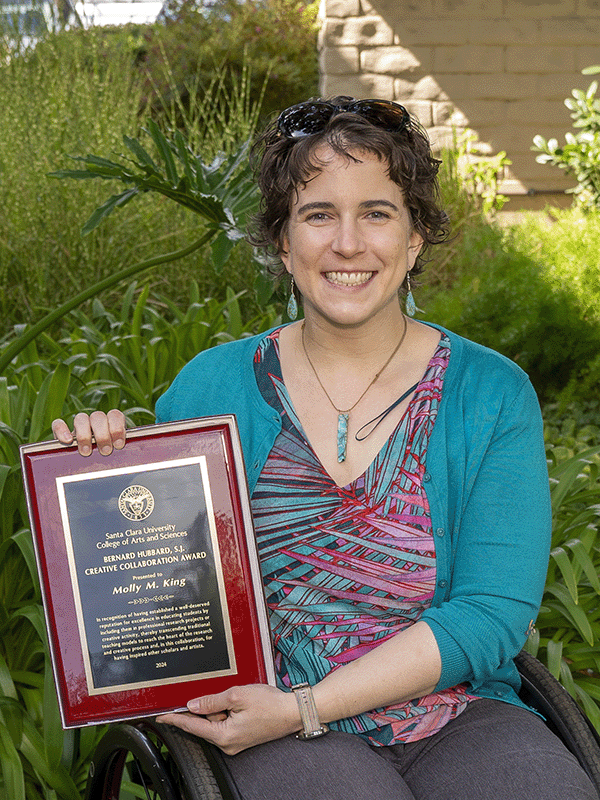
[150,723,238,800]
[516,650,600,794]
[84,720,226,800]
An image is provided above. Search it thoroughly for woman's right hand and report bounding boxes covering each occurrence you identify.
[51,410,127,457]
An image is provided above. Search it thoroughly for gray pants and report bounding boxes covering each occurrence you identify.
[220,699,597,799]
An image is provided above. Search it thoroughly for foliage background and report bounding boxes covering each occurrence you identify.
[0,0,321,336]
[140,0,320,123]
[0,13,599,798]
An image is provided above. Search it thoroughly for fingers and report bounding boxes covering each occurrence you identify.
[89,409,127,456]
[155,712,243,755]
[155,712,217,740]
[51,409,126,456]
[155,686,297,756]
[51,418,74,446]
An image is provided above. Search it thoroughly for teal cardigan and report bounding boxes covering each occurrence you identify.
[155,324,552,711]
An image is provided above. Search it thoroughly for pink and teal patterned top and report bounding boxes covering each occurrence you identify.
[251,328,478,745]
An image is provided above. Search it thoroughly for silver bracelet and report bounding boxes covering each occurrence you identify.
[291,683,329,740]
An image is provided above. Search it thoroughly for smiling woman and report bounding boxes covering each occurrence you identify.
[279,149,422,330]
[52,97,596,800]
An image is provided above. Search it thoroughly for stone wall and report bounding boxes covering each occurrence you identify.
[318,0,600,200]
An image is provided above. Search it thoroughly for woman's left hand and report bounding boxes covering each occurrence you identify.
[156,684,300,755]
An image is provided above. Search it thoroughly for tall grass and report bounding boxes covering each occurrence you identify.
[0,27,264,336]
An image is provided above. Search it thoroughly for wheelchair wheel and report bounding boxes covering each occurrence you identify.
[84,720,226,800]
[516,650,600,792]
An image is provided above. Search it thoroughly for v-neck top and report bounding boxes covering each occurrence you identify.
[156,323,552,716]
[251,328,478,745]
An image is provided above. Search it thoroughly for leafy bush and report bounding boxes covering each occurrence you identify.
[450,129,511,216]
[526,442,600,729]
[533,67,600,209]
[512,207,600,404]
[543,399,600,454]
[0,27,264,336]
[0,285,279,799]
[140,0,320,124]
[3,119,274,376]
[427,140,600,406]
[416,214,600,403]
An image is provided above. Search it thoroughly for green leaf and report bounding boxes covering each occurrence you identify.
[0,652,17,701]
[0,695,24,752]
[549,546,579,603]
[174,130,196,187]
[120,282,139,324]
[123,135,159,173]
[0,723,25,800]
[558,658,578,698]
[566,538,600,593]
[50,154,126,179]
[28,363,71,443]
[549,446,600,510]
[0,375,11,424]
[146,120,179,186]
[48,169,104,180]
[0,421,22,463]
[0,463,11,504]
[19,714,80,800]
[210,230,237,271]
[574,686,600,731]
[254,267,276,307]
[13,605,48,650]
[545,585,595,645]
[43,658,63,770]
[81,188,139,236]
[546,639,563,678]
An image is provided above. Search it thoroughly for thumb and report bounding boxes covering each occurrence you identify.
[187,690,231,716]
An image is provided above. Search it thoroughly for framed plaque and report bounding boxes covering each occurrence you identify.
[20,416,275,728]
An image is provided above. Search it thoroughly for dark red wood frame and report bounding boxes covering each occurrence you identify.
[20,416,275,728]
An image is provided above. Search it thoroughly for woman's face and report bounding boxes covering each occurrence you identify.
[280,146,423,330]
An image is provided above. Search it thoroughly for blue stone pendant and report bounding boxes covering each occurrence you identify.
[406,289,416,317]
[337,413,349,462]
[287,291,298,321]
[287,279,298,320]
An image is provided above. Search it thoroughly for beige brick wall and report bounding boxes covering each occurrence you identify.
[318,0,600,196]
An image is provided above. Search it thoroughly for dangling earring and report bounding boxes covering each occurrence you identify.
[287,277,298,321]
[405,271,416,317]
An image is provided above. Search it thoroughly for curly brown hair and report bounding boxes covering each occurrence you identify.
[249,97,450,285]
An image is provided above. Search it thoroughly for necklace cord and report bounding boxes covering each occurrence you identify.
[301,316,408,415]
[355,381,419,441]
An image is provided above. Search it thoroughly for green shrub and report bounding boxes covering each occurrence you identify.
[1,119,272,378]
[0,27,267,337]
[512,207,600,405]
[140,0,320,124]
[0,28,173,333]
[543,399,600,454]
[533,67,600,209]
[0,284,279,799]
[416,215,600,403]
[526,442,600,729]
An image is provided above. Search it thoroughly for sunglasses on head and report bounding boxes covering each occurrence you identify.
[277,98,411,139]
